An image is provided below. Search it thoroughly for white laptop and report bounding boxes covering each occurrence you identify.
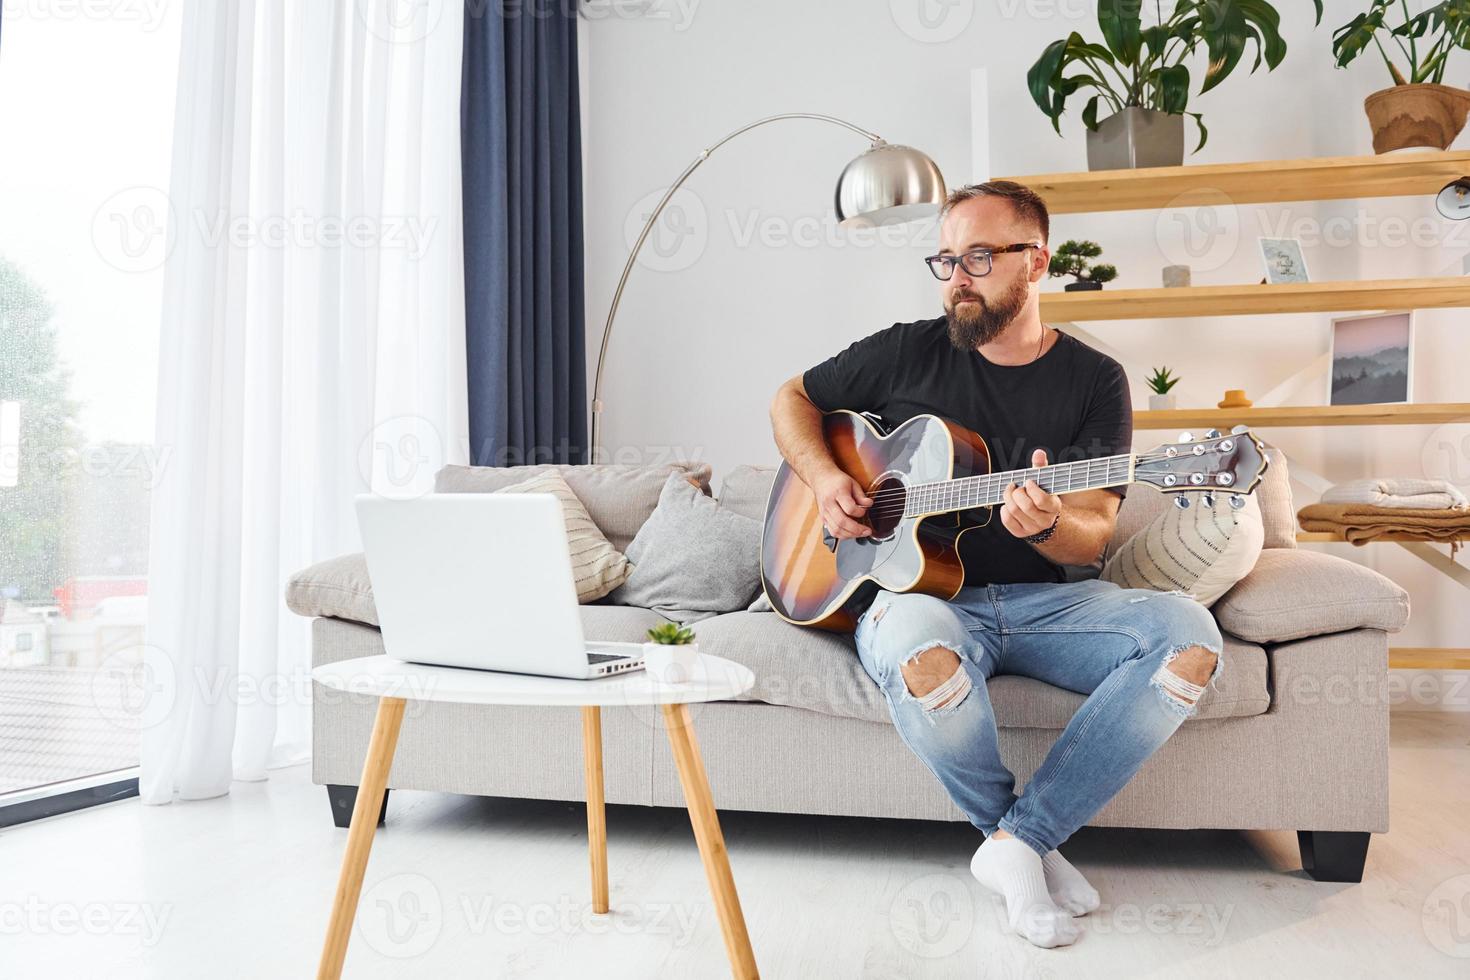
[355,493,645,679]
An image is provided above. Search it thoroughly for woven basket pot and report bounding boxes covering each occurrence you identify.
[1364,83,1470,153]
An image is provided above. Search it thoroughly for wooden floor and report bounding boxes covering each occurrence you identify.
[2,712,1468,978]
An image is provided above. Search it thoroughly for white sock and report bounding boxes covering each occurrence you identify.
[969,837,1079,948]
[1041,849,1100,916]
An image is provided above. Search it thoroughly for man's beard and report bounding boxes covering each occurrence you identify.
[944,271,1029,351]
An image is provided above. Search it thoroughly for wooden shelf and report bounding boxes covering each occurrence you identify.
[1389,647,1470,670]
[1041,276,1470,321]
[1000,150,1470,213]
[1133,403,1470,430]
[1296,530,1469,543]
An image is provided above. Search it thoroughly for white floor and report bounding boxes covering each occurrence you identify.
[4,712,1469,979]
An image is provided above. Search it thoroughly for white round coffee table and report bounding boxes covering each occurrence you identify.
[311,653,758,979]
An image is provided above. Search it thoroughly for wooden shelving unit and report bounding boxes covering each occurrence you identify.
[1134,403,1470,430]
[998,150,1470,213]
[1041,276,1470,321]
[1010,152,1470,675]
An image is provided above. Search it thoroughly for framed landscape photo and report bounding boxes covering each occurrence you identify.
[1259,237,1310,284]
[1329,311,1413,406]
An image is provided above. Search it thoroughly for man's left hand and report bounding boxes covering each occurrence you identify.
[999,448,1062,540]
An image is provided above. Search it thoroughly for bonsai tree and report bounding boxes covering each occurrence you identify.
[1147,366,1181,396]
[1048,240,1118,290]
[1333,0,1470,85]
[647,622,696,645]
[1029,0,1322,154]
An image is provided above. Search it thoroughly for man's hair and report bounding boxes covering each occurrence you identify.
[940,180,1049,245]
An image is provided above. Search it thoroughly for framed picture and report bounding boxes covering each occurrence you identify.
[1259,237,1310,283]
[1329,311,1413,406]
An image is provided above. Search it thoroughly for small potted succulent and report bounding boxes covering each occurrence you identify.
[644,622,700,685]
[1333,1,1470,153]
[1049,240,1117,292]
[1147,366,1181,411]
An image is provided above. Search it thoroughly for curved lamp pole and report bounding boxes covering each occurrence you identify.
[589,112,947,458]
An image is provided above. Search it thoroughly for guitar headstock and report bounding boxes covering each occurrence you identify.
[1134,427,1269,498]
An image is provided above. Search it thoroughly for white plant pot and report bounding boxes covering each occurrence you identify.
[1148,393,1177,411]
[643,642,700,685]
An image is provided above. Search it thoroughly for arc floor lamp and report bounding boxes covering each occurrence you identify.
[589,112,948,457]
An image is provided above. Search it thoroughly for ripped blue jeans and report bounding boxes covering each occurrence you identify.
[854,579,1223,857]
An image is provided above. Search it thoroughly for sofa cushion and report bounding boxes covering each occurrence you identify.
[1212,548,1410,643]
[287,553,378,625]
[494,471,632,602]
[286,550,670,635]
[608,473,762,623]
[718,464,778,521]
[1101,492,1264,607]
[695,611,1270,726]
[434,461,713,552]
[1111,444,1295,552]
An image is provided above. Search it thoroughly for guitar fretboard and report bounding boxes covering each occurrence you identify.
[902,453,1135,517]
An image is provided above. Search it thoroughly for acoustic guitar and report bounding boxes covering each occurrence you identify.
[759,410,1269,632]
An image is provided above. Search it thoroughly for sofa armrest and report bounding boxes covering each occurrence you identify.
[1213,549,1409,644]
[286,553,378,626]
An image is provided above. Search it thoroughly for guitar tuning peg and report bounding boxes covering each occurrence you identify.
[1229,495,1247,510]
[1205,429,1221,439]
[1231,424,1249,435]
[1174,495,1191,509]
[1201,493,1216,508]
[1177,431,1194,443]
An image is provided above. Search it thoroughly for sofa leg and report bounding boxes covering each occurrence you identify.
[1297,830,1370,883]
[327,784,389,830]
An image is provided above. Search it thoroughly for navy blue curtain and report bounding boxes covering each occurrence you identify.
[462,1,588,466]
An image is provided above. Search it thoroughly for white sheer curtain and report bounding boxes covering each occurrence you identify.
[143,0,467,803]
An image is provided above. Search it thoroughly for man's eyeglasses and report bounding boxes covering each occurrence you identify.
[924,243,1040,281]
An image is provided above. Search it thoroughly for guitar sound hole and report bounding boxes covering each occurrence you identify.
[865,476,906,539]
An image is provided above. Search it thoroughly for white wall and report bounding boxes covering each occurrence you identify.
[580,0,1470,700]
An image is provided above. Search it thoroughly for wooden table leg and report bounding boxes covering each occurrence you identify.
[317,695,407,980]
[582,706,609,914]
[660,703,758,980]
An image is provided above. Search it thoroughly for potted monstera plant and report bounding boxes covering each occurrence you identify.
[1029,0,1321,170]
[1333,1,1470,153]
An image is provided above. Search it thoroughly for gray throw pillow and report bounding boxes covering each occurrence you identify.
[608,472,762,624]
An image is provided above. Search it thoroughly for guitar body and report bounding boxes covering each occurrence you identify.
[760,411,992,632]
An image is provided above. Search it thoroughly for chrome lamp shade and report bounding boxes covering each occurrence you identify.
[835,141,947,228]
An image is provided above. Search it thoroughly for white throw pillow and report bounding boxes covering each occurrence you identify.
[1101,492,1264,607]
[495,471,632,603]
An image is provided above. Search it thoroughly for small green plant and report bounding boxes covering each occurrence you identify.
[1048,240,1118,287]
[1147,366,1181,395]
[1333,1,1470,85]
[646,623,696,645]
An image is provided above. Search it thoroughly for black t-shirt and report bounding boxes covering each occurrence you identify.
[801,317,1132,586]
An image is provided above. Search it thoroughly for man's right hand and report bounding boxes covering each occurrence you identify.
[811,468,874,539]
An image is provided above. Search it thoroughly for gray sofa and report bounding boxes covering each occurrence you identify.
[289,452,1410,883]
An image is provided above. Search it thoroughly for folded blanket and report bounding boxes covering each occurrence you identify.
[1320,477,1468,511]
[1298,502,1470,550]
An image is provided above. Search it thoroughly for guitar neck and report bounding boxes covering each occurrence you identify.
[903,453,1136,517]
